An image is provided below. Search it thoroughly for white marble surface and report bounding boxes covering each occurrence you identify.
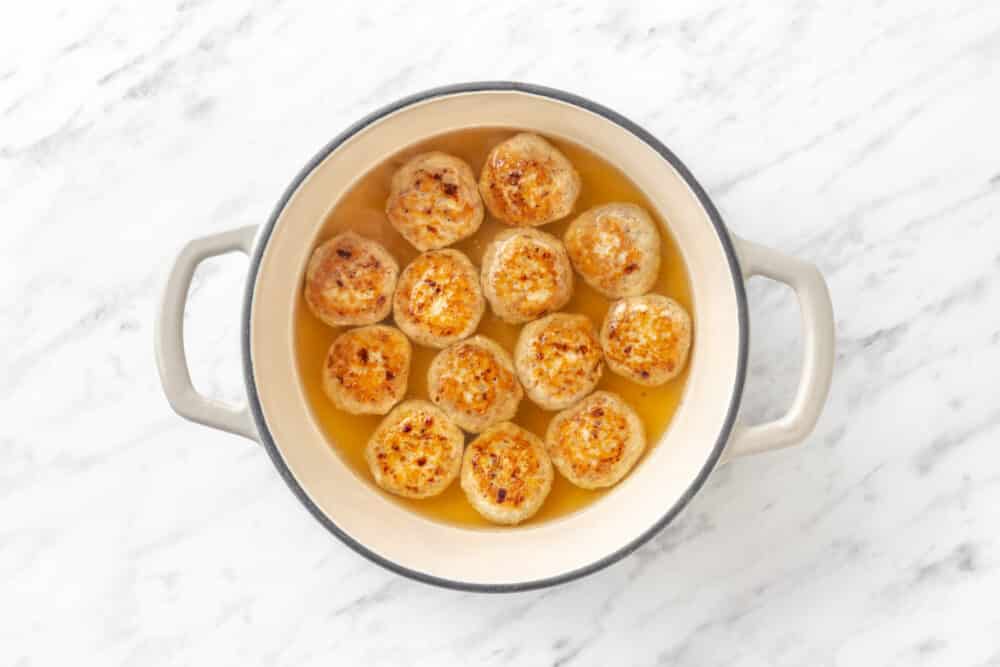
[3,0,1000,664]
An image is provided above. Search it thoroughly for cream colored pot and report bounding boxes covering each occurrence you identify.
[155,83,835,592]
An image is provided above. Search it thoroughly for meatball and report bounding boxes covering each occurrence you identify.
[393,249,485,348]
[461,422,554,525]
[564,202,661,298]
[365,400,464,498]
[478,133,581,227]
[514,313,603,410]
[481,228,573,324]
[386,152,484,251]
[546,391,645,489]
[600,294,692,386]
[322,324,411,414]
[428,335,523,433]
[304,232,398,327]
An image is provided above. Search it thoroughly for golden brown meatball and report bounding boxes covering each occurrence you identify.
[481,228,573,324]
[564,203,661,298]
[600,294,692,386]
[304,232,398,327]
[461,422,553,525]
[365,400,464,499]
[514,313,603,410]
[322,324,411,414]
[428,335,523,433]
[386,152,484,251]
[478,133,581,227]
[392,249,485,348]
[546,391,645,489]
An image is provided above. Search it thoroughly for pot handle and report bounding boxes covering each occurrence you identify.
[155,225,260,442]
[722,236,835,462]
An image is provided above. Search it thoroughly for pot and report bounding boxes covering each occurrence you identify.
[155,82,834,592]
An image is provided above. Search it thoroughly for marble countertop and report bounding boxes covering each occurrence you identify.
[3,1,1000,664]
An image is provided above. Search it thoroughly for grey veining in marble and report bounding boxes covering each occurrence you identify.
[2,1,1000,665]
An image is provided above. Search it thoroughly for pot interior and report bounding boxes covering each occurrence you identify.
[248,88,745,587]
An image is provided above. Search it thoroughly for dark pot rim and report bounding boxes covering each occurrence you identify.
[241,81,749,593]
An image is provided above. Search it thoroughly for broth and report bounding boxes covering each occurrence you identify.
[294,128,693,528]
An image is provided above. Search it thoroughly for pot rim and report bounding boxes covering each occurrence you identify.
[240,81,749,593]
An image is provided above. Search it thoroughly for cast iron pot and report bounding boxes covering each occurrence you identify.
[155,82,835,592]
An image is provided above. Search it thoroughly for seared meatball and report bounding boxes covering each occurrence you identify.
[322,324,411,414]
[304,232,398,327]
[393,249,485,348]
[479,133,581,227]
[564,202,660,298]
[481,228,573,324]
[546,391,645,489]
[386,152,484,251]
[600,294,692,386]
[428,335,523,433]
[365,400,464,498]
[514,313,603,410]
[461,422,553,525]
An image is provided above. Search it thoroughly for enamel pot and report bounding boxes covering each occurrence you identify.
[155,82,835,592]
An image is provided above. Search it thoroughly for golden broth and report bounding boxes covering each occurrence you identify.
[294,128,693,528]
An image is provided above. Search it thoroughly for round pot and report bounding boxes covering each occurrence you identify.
[155,82,834,592]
